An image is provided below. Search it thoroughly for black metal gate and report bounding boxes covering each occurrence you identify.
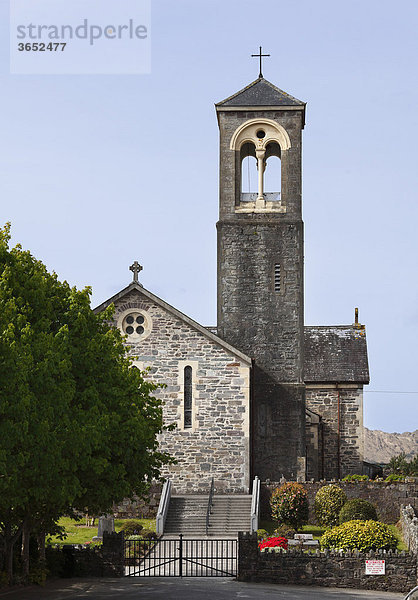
[125,534,237,577]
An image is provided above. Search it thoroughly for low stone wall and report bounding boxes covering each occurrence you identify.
[238,532,417,593]
[46,532,124,578]
[113,483,162,518]
[261,480,418,523]
[401,505,418,555]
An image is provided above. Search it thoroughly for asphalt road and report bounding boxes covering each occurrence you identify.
[0,578,406,600]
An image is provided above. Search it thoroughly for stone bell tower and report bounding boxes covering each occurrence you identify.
[215,72,307,481]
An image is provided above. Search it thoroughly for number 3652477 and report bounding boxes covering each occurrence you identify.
[18,43,67,51]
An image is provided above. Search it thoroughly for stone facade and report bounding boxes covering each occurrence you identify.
[216,87,306,481]
[238,532,416,593]
[95,76,371,493]
[107,287,251,494]
[306,385,364,479]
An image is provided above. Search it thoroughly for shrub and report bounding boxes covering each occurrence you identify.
[270,483,309,531]
[385,474,405,482]
[339,499,378,524]
[259,536,288,552]
[274,524,296,539]
[257,529,268,541]
[314,484,347,527]
[320,520,397,552]
[119,520,144,536]
[342,474,369,482]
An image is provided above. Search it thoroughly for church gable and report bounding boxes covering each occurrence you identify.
[96,283,251,494]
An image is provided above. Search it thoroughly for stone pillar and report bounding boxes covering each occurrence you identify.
[238,531,258,581]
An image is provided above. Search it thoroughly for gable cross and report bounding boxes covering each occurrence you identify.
[251,46,270,78]
[129,261,143,283]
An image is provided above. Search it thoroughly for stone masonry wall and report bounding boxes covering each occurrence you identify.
[306,386,364,479]
[113,483,162,519]
[261,481,418,524]
[401,505,418,555]
[238,533,416,593]
[217,108,306,482]
[113,289,251,495]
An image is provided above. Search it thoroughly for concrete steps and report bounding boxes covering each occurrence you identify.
[163,494,252,537]
[164,495,207,535]
[208,495,252,537]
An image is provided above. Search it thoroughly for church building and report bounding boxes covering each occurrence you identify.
[95,72,369,493]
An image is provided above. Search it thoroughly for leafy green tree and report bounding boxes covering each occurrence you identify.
[388,452,418,476]
[0,224,173,582]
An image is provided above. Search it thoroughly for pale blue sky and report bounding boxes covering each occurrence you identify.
[1,0,417,433]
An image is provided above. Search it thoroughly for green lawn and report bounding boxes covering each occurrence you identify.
[388,523,408,551]
[47,517,156,545]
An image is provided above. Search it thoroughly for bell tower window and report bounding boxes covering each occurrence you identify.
[231,119,290,213]
[264,142,281,201]
[240,142,257,201]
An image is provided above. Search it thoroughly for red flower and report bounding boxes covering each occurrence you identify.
[258,536,288,551]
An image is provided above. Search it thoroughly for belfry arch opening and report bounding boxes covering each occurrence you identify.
[231,119,289,211]
[264,142,281,198]
[240,142,258,198]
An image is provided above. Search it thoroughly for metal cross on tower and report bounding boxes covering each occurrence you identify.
[251,46,270,78]
[129,261,143,283]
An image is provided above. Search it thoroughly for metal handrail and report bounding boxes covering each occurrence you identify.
[205,478,215,535]
[250,476,260,534]
[156,479,171,535]
[404,586,418,600]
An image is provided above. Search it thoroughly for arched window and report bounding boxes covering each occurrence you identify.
[230,119,290,212]
[240,142,257,202]
[184,366,193,428]
[264,142,281,200]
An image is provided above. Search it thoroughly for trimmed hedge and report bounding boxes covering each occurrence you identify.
[339,499,378,524]
[320,520,398,552]
[270,482,309,531]
[314,484,347,527]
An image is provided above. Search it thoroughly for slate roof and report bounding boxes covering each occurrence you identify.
[304,326,370,384]
[93,282,252,365]
[216,77,305,108]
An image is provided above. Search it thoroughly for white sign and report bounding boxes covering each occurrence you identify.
[365,560,385,575]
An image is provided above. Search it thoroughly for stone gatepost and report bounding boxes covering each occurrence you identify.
[238,531,258,581]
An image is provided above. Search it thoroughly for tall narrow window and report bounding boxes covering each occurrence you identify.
[274,264,281,292]
[240,142,257,202]
[184,366,193,428]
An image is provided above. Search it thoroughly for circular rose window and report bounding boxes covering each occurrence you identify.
[121,311,151,341]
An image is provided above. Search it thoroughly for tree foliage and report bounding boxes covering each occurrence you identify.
[0,224,173,581]
[388,452,418,477]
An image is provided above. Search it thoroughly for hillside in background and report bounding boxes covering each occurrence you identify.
[364,428,418,464]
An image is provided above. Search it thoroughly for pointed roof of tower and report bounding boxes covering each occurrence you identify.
[216,77,305,108]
